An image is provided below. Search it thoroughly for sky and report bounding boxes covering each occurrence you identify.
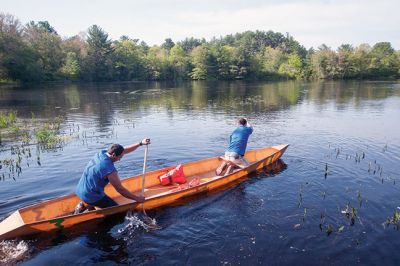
[1,0,399,49]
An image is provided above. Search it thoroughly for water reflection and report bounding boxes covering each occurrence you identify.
[1,80,398,127]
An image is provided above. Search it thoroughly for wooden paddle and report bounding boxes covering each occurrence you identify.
[140,140,161,230]
[141,142,149,196]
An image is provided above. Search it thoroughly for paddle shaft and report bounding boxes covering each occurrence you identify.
[141,144,154,224]
[141,144,148,194]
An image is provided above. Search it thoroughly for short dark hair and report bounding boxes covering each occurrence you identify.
[238,118,247,126]
[108,144,124,156]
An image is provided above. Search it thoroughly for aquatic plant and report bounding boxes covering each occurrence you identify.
[303,208,307,222]
[324,163,331,179]
[358,191,363,207]
[383,144,388,152]
[326,224,334,236]
[297,185,303,208]
[33,117,67,148]
[0,111,17,129]
[322,191,326,200]
[335,148,340,159]
[34,126,55,144]
[0,112,74,181]
[341,203,357,225]
[0,111,27,144]
[385,210,400,230]
[0,146,33,181]
[319,211,325,231]
[354,151,365,163]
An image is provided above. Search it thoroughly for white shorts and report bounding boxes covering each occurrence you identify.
[224,151,249,166]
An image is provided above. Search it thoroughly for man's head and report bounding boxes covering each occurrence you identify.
[238,118,247,126]
[108,144,124,162]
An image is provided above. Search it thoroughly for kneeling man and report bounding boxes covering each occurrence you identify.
[75,139,150,213]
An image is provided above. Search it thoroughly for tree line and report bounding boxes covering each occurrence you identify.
[1,13,399,83]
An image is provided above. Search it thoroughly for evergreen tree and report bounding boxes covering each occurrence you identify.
[161,38,175,51]
[84,25,114,81]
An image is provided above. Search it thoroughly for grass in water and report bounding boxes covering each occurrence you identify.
[35,126,57,144]
[385,210,400,230]
[0,111,17,129]
[0,111,75,181]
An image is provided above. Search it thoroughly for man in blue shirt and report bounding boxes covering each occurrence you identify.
[216,118,253,175]
[75,139,150,213]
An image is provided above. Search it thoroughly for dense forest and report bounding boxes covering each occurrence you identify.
[1,13,399,83]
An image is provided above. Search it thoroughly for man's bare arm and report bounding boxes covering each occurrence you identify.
[122,138,151,155]
[108,172,145,203]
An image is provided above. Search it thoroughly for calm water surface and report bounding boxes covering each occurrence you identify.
[0,80,399,265]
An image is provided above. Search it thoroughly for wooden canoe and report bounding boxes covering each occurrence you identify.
[0,144,289,240]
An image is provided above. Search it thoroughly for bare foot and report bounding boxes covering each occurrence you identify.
[224,165,233,175]
[215,163,227,176]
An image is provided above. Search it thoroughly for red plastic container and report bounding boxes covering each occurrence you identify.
[158,164,186,185]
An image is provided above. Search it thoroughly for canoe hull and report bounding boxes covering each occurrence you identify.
[0,144,288,240]
[140,146,286,210]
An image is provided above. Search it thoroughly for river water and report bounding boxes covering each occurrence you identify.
[0,80,399,265]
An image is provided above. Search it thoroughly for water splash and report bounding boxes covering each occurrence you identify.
[0,240,30,264]
[113,211,160,240]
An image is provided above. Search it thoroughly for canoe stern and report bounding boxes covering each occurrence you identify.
[0,210,26,240]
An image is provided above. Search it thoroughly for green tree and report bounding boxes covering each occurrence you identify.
[2,14,399,82]
[24,21,63,80]
[213,45,236,79]
[113,37,146,80]
[83,25,114,81]
[337,44,356,78]
[261,46,285,74]
[278,53,302,79]
[161,38,175,51]
[353,44,371,78]
[61,34,87,79]
[60,52,80,79]
[311,45,339,79]
[0,13,41,82]
[301,48,315,80]
[169,44,189,79]
[36,21,57,34]
[139,41,149,54]
[368,42,399,77]
[189,45,209,80]
[145,46,169,80]
[178,37,203,53]
[280,33,307,58]
[397,51,400,76]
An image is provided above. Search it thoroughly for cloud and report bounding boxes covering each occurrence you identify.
[164,0,400,49]
[2,0,399,49]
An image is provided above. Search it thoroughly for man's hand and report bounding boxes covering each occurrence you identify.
[135,194,145,203]
[141,138,151,145]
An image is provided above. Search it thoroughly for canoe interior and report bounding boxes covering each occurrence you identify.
[16,145,288,224]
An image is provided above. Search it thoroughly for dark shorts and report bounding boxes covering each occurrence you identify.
[90,195,118,208]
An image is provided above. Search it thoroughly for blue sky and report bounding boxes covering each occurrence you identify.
[2,0,399,49]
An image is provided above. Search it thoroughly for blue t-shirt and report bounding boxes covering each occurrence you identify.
[76,150,117,204]
[227,126,253,156]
